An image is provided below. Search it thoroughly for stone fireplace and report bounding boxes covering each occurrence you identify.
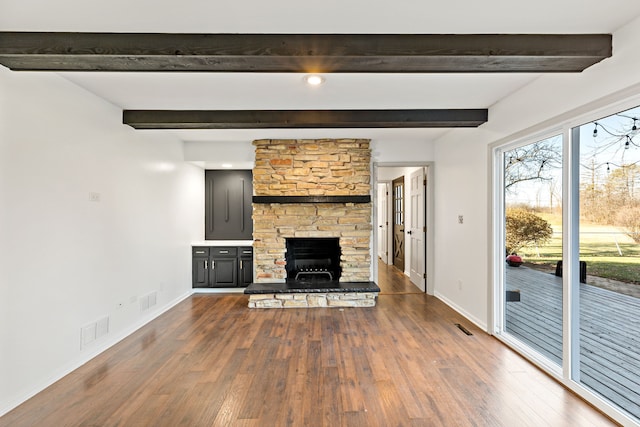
[251,139,372,285]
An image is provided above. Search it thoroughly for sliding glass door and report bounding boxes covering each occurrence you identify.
[496,103,640,424]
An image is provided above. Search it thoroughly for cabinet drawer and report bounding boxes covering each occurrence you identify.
[211,247,237,257]
[192,247,210,257]
[239,247,253,257]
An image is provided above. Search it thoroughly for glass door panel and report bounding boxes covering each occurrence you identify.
[576,106,640,421]
[502,135,563,368]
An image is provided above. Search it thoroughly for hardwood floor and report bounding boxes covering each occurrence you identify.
[377,258,423,294]
[0,291,616,426]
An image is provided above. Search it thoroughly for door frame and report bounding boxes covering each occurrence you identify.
[373,162,434,295]
[377,182,392,264]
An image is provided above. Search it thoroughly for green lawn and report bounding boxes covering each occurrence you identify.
[516,214,640,285]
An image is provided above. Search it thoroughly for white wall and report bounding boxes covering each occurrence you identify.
[183,137,436,169]
[183,140,255,169]
[432,15,640,330]
[0,67,203,415]
[432,129,495,327]
[371,139,435,163]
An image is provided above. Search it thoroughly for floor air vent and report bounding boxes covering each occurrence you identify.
[455,323,473,336]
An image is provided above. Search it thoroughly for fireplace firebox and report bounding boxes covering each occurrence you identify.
[285,238,341,282]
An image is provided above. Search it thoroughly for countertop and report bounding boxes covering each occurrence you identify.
[192,240,254,247]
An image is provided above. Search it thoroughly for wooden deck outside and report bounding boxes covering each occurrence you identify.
[505,265,640,420]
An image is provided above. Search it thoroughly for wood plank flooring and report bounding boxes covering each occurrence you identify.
[0,288,616,426]
[377,258,423,294]
[505,265,640,420]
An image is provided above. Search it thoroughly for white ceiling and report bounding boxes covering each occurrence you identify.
[3,0,640,145]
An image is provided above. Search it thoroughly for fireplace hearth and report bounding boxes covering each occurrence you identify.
[285,238,341,282]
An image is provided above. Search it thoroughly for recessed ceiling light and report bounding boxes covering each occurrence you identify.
[222,163,233,168]
[303,75,325,86]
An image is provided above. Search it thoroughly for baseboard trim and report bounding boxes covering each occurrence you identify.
[191,287,245,294]
[434,291,488,332]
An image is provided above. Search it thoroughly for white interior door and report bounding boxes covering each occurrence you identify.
[409,169,426,291]
[377,183,389,263]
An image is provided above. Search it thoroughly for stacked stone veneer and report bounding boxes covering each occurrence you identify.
[248,293,377,308]
[252,139,372,283]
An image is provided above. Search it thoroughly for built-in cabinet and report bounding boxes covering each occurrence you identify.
[197,169,254,288]
[205,170,253,240]
[238,247,254,287]
[192,246,253,288]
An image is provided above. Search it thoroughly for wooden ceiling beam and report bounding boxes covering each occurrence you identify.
[122,109,488,129]
[0,32,612,73]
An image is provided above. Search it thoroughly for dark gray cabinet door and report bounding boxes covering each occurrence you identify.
[210,257,237,287]
[205,170,253,240]
[192,257,209,287]
[192,247,210,287]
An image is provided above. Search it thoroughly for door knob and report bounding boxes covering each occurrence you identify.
[408,230,413,235]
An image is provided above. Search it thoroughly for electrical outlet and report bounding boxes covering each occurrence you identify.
[89,192,101,202]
